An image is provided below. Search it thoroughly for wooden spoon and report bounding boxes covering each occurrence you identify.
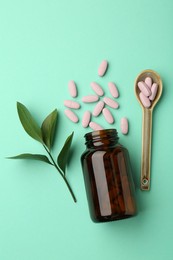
[134,69,163,190]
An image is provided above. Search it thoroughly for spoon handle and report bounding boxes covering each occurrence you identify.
[141,108,153,190]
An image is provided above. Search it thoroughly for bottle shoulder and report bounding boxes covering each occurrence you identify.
[81,143,128,159]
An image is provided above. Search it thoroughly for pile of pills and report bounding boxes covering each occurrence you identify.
[64,60,129,134]
[137,77,158,108]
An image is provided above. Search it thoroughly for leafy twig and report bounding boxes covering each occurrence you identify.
[8,102,77,203]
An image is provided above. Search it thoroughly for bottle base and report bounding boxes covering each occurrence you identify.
[91,213,137,223]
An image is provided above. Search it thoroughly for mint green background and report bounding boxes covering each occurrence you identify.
[0,0,173,259]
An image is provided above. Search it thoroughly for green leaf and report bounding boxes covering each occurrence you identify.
[41,109,58,150]
[17,102,43,143]
[7,153,53,165]
[57,132,74,175]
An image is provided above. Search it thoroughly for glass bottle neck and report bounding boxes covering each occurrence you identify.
[84,129,119,149]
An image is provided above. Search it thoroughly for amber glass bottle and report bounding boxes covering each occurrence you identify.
[81,129,137,223]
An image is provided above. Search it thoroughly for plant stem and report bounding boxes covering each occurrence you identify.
[43,145,77,203]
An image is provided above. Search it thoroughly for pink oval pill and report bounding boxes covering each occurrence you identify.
[139,92,151,108]
[82,111,91,128]
[64,109,79,123]
[68,80,78,97]
[89,122,103,131]
[145,77,152,88]
[82,95,99,103]
[149,83,158,101]
[102,108,114,124]
[92,101,105,116]
[103,97,119,109]
[120,117,129,135]
[138,81,151,97]
[64,100,80,109]
[98,60,108,77]
[108,82,119,98]
[90,82,104,96]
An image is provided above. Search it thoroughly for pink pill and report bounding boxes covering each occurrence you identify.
[82,95,99,103]
[102,108,114,124]
[82,111,91,128]
[68,80,78,97]
[139,92,151,108]
[108,82,119,98]
[149,83,158,101]
[103,97,119,109]
[137,81,151,97]
[89,122,103,131]
[145,77,152,88]
[120,117,129,135]
[92,101,105,117]
[98,60,108,77]
[64,100,80,109]
[90,82,104,96]
[64,109,79,123]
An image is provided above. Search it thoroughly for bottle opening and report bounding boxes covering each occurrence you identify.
[84,129,119,148]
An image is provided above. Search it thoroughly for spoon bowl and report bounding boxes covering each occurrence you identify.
[135,69,163,110]
[134,69,163,190]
